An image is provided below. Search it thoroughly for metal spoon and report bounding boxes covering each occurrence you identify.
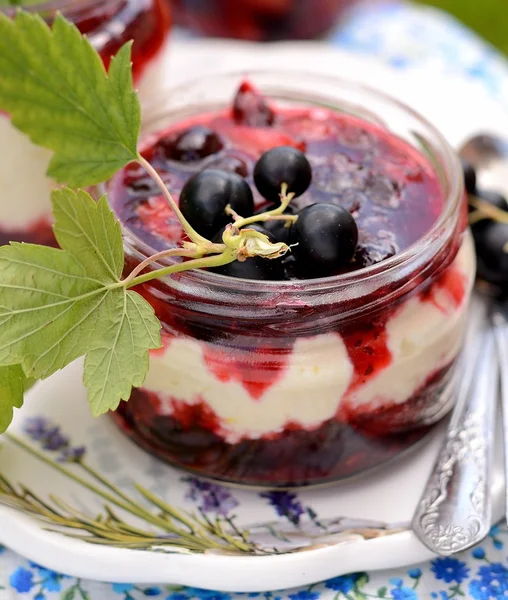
[462,132,508,526]
[413,133,508,554]
[412,297,498,555]
[460,133,508,198]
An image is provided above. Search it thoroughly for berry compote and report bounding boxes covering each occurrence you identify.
[172,0,356,41]
[107,73,474,488]
[0,0,171,247]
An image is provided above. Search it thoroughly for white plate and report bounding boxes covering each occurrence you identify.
[0,40,507,593]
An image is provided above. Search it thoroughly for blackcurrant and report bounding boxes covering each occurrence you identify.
[461,159,477,195]
[476,189,508,211]
[474,220,508,286]
[179,169,254,238]
[204,154,249,177]
[210,224,284,280]
[292,203,358,276]
[255,204,297,244]
[162,126,224,162]
[470,189,508,235]
[254,146,312,203]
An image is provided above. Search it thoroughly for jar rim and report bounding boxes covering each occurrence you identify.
[117,69,464,293]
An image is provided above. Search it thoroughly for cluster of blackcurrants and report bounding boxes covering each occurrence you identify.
[179,146,359,280]
[464,160,508,289]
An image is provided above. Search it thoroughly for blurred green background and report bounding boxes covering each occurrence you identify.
[418,0,508,54]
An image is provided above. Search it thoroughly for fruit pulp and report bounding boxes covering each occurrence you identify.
[109,83,474,487]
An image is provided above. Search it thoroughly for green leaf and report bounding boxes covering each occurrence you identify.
[0,11,140,187]
[0,364,25,432]
[84,289,161,416]
[52,189,124,282]
[0,0,45,5]
[0,189,161,418]
[0,242,107,378]
[377,587,387,598]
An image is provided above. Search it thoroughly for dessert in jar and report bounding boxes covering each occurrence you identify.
[172,0,357,41]
[0,0,171,246]
[106,72,474,488]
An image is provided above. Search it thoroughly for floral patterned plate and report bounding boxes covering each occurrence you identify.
[1,41,508,594]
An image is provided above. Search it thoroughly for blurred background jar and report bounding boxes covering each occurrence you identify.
[0,0,172,247]
[172,0,359,41]
[2,0,171,82]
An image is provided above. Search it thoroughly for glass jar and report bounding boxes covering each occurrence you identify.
[0,0,171,247]
[172,0,357,41]
[107,72,474,488]
[2,0,171,82]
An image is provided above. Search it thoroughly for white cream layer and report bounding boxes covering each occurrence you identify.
[0,116,56,229]
[142,235,476,443]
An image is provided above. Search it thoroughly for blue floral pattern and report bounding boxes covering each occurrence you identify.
[2,1,508,598]
[1,526,508,598]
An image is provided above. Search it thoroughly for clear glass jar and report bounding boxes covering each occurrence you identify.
[172,0,358,41]
[107,72,474,488]
[0,0,171,247]
[2,0,171,82]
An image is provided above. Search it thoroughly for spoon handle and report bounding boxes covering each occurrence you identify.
[412,328,497,555]
[492,306,508,525]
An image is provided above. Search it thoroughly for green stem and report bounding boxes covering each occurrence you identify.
[79,463,156,516]
[126,250,237,288]
[4,434,221,548]
[133,483,205,534]
[469,195,508,224]
[234,186,295,229]
[121,244,226,286]
[137,155,210,246]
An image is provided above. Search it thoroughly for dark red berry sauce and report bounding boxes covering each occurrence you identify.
[172,0,356,42]
[114,82,444,277]
[110,82,472,487]
[0,216,55,247]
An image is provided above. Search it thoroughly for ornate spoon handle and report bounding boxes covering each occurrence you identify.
[491,304,508,525]
[412,323,497,555]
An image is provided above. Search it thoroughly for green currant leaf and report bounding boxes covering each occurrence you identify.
[52,188,124,282]
[84,289,162,416]
[0,364,25,432]
[0,189,161,419]
[0,11,140,187]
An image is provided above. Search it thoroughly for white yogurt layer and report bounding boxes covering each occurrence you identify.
[142,234,476,443]
[0,116,56,229]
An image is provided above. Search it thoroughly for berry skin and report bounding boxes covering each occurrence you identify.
[474,220,508,286]
[471,189,508,234]
[162,126,224,162]
[461,159,477,195]
[254,146,312,203]
[476,189,508,211]
[255,203,296,244]
[210,224,284,280]
[292,203,358,275]
[179,169,254,238]
[204,154,249,177]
